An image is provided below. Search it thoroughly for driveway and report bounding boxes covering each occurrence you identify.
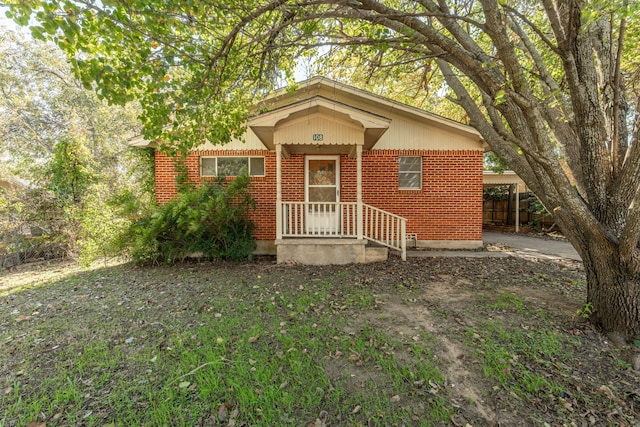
[407,231,581,261]
[483,231,581,261]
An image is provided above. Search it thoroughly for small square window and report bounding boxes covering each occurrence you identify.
[249,157,265,176]
[201,157,217,177]
[399,156,422,190]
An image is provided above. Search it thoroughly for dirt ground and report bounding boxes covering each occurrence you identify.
[1,253,639,426]
[343,255,639,425]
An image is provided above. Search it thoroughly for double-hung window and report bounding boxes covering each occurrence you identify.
[398,156,422,190]
[200,156,265,177]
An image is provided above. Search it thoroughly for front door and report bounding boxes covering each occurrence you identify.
[305,156,340,234]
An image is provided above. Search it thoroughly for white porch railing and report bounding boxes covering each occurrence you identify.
[280,202,407,260]
[281,202,358,237]
[363,204,407,260]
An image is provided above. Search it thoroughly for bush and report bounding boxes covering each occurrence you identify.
[75,185,133,266]
[131,175,256,264]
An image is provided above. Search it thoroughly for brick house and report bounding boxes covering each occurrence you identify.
[131,77,485,264]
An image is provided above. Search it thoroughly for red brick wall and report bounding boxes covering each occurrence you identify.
[154,149,483,242]
[154,150,277,240]
[360,150,483,241]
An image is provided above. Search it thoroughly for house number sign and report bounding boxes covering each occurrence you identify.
[313,133,324,141]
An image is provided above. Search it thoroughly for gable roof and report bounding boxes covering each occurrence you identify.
[256,77,482,141]
[249,95,392,151]
[129,76,484,150]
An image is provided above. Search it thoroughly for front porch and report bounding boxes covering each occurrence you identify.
[249,93,408,264]
[276,201,407,264]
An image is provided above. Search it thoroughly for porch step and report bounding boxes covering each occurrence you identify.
[276,238,388,265]
[364,246,388,263]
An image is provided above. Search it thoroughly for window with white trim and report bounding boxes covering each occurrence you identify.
[200,156,265,177]
[398,156,422,190]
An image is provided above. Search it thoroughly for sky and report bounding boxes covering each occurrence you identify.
[1,7,31,35]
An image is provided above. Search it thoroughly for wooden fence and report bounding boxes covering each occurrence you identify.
[483,194,555,230]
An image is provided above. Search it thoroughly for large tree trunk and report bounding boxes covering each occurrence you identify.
[586,255,640,339]
[571,230,640,339]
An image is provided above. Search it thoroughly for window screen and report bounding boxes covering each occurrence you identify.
[200,158,217,177]
[398,156,422,189]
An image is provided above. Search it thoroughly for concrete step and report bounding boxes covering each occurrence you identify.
[365,246,388,263]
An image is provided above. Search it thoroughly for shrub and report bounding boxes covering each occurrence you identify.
[75,185,133,266]
[131,175,256,264]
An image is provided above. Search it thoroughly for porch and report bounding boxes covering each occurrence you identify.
[248,93,409,264]
[275,201,407,264]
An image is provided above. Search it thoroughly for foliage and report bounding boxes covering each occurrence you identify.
[483,186,509,201]
[131,176,256,265]
[484,152,508,173]
[47,137,96,204]
[75,185,133,266]
[525,193,549,233]
[0,30,153,266]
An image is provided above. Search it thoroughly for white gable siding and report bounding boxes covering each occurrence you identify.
[275,114,364,146]
[195,128,268,151]
[372,115,481,151]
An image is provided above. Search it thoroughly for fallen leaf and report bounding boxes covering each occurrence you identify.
[26,422,46,427]
[598,385,624,404]
[248,335,260,343]
[227,406,238,426]
[3,387,12,395]
[229,407,239,419]
[390,394,400,402]
[15,315,32,322]
[352,404,361,414]
[218,405,228,422]
[179,381,191,388]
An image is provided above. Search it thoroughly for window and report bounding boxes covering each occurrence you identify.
[398,156,422,189]
[200,156,265,177]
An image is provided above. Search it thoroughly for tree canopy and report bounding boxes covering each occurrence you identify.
[0,30,153,264]
[6,0,640,338]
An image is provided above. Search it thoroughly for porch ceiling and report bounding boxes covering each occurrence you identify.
[249,96,391,151]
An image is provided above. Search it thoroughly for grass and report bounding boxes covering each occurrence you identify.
[485,291,525,313]
[0,263,451,426]
[1,256,638,426]
[467,322,568,398]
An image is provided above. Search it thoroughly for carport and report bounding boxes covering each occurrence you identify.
[483,171,527,233]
